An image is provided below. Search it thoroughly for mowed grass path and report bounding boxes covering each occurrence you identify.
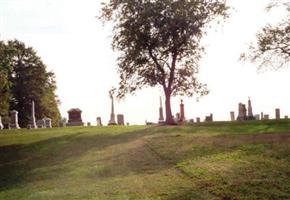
[0,121,289,200]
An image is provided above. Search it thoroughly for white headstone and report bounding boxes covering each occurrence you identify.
[0,116,3,130]
[254,114,260,120]
[44,117,52,128]
[264,114,269,120]
[30,100,37,128]
[230,112,235,121]
[10,110,20,129]
[36,119,45,128]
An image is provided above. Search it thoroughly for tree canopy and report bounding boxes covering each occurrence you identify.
[241,1,290,70]
[100,0,228,124]
[0,40,61,127]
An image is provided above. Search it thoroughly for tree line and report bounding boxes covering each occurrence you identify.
[0,40,60,127]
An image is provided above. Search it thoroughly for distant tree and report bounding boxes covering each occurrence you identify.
[100,0,228,124]
[241,1,290,70]
[0,41,13,117]
[0,40,61,127]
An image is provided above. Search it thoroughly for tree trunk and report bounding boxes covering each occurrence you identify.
[164,89,176,125]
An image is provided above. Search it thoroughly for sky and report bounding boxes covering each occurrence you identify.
[0,0,289,125]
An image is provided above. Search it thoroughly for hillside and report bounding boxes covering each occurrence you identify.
[0,121,289,200]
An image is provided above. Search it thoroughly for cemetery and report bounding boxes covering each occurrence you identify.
[0,0,290,199]
[0,94,289,199]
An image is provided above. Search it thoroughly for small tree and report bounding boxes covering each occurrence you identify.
[100,0,228,124]
[241,1,290,70]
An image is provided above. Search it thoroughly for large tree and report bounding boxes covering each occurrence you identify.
[0,40,61,127]
[0,41,13,118]
[241,1,290,70]
[100,0,228,124]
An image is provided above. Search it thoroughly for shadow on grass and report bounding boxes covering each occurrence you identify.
[147,132,290,200]
[0,127,155,191]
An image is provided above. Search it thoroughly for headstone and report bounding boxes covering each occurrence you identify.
[44,117,52,128]
[0,116,3,130]
[126,122,130,126]
[261,112,264,120]
[30,100,37,129]
[285,115,288,119]
[36,119,45,128]
[189,119,194,123]
[117,114,125,125]
[158,97,165,123]
[67,108,84,126]
[247,98,255,120]
[264,114,269,120]
[196,117,200,123]
[179,100,185,122]
[108,91,117,125]
[27,124,31,129]
[275,108,280,120]
[59,118,67,127]
[205,114,213,122]
[237,103,247,121]
[10,110,20,129]
[87,122,91,127]
[254,114,260,120]
[230,111,235,121]
[176,113,180,121]
[96,117,103,126]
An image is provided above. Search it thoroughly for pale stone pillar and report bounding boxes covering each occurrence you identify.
[10,110,20,129]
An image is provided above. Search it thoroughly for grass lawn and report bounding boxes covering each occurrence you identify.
[0,120,289,200]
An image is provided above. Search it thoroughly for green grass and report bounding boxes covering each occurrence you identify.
[0,120,289,200]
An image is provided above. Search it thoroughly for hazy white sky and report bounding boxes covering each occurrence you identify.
[1,0,289,125]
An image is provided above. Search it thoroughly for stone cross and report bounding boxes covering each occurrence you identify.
[0,116,3,130]
[30,100,37,129]
[10,110,20,129]
[158,97,164,123]
[108,89,117,125]
[275,108,280,120]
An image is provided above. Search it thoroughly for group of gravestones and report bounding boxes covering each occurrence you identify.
[156,98,213,125]
[231,98,287,121]
[64,93,125,127]
[155,97,288,125]
[0,101,52,130]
